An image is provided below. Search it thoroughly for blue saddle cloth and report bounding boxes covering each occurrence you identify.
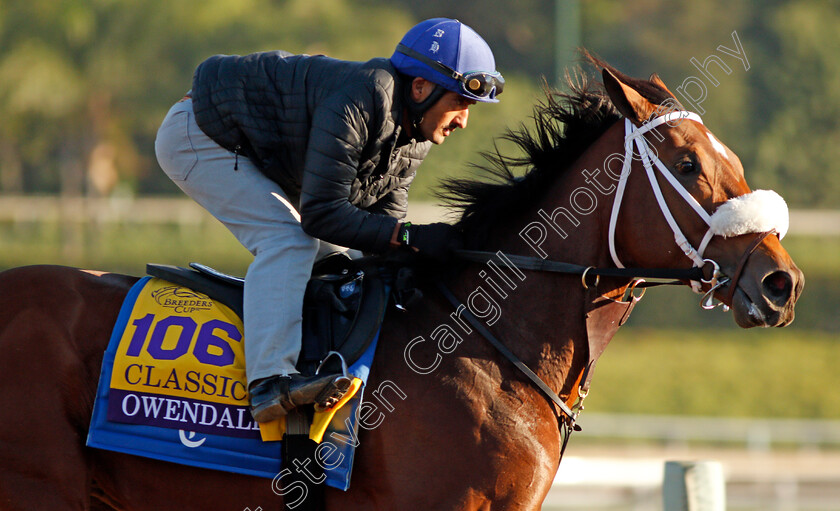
[87,276,379,490]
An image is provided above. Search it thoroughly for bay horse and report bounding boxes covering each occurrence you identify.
[0,59,802,510]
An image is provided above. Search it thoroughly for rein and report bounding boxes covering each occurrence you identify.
[454,249,705,287]
[447,247,701,425]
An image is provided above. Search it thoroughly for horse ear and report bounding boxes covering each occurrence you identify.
[602,68,656,125]
[649,73,678,100]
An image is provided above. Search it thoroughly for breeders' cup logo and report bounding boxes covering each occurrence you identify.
[151,286,214,313]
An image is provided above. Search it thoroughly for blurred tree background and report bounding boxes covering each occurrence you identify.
[0,0,837,205]
[0,0,837,418]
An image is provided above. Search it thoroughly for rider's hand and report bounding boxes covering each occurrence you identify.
[398,222,464,261]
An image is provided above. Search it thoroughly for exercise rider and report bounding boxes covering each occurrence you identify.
[154,18,504,422]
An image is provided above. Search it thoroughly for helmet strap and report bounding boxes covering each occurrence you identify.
[403,76,446,140]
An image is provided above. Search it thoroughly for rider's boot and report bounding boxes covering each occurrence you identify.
[249,373,352,423]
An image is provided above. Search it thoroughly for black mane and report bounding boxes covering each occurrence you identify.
[437,58,675,247]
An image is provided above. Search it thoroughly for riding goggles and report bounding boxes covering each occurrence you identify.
[396,43,504,100]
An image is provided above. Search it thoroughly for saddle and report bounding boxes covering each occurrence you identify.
[146,253,389,376]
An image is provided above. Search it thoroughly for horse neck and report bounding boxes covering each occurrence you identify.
[449,120,628,397]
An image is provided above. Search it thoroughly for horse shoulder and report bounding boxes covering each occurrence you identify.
[360,351,558,509]
[461,360,563,507]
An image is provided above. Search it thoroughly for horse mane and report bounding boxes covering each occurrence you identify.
[437,54,677,247]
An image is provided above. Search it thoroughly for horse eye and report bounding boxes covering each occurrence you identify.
[674,159,697,175]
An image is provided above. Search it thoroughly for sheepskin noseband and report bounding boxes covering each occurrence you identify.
[709,189,789,240]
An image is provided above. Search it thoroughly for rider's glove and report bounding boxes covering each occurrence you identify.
[396,222,464,262]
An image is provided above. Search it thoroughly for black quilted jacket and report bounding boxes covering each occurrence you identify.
[191,52,431,252]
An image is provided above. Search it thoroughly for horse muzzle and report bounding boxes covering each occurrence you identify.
[727,248,804,328]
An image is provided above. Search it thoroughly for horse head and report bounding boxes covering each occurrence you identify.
[600,65,803,327]
[446,57,802,330]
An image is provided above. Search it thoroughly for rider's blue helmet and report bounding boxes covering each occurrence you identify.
[391,18,504,103]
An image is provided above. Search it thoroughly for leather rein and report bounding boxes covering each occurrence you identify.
[440,232,769,461]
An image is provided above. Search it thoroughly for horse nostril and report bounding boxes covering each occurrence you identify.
[762,270,793,306]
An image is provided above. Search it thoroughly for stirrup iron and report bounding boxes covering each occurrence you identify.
[316,351,350,379]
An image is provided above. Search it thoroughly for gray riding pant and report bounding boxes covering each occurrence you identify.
[155,98,329,385]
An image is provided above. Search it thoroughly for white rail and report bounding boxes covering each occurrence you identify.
[0,196,837,235]
[543,414,840,510]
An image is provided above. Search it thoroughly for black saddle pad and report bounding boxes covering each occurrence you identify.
[146,255,388,374]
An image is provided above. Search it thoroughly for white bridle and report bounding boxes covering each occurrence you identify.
[608,112,790,294]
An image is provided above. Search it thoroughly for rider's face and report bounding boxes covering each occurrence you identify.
[411,78,475,145]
